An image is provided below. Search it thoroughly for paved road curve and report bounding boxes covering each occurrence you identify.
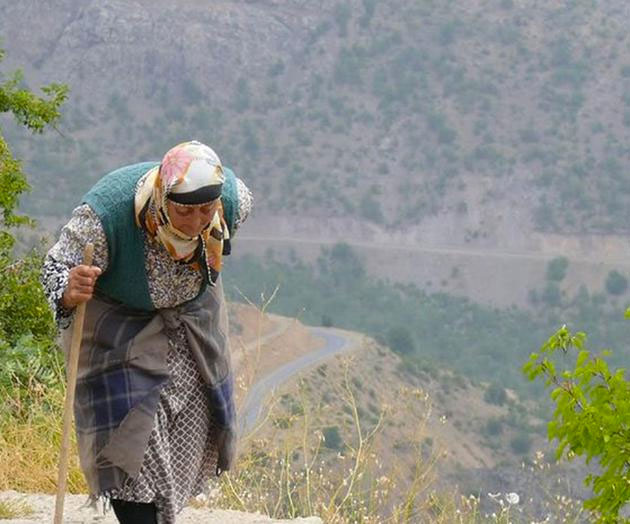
[238,327,360,437]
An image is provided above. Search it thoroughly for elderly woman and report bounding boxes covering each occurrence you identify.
[41,141,253,524]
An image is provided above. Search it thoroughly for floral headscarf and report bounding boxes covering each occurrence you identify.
[134,140,229,285]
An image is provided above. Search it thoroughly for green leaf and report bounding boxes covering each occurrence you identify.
[577,349,590,368]
[524,311,630,520]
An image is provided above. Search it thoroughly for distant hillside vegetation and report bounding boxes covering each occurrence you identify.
[1,0,629,235]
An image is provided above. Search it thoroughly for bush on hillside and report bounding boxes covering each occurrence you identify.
[484,383,507,406]
[541,282,562,307]
[605,270,628,296]
[509,431,532,455]
[322,425,343,450]
[386,326,416,356]
[546,256,569,282]
[484,417,503,437]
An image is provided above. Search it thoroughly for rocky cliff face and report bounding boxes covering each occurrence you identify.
[1,0,334,215]
[2,1,313,98]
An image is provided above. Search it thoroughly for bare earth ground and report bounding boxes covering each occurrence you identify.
[0,491,322,523]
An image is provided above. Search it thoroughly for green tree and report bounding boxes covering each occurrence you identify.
[359,192,384,223]
[333,4,352,37]
[524,316,630,522]
[318,242,366,288]
[509,431,532,455]
[483,382,507,406]
[233,77,250,113]
[605,270,628,296]
[386,326,416,356]
[322,425,343,450]
[333,47,363,86]
[546,256,569,282]
[0,48,67,361]
[541,282,562,307]
[359,0,376,27]
[483,417,503,437]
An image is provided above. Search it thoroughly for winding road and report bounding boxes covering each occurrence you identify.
[237,327,361,437]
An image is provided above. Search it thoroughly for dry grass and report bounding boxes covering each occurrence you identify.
[0,497,33,519]
[194,358,460,523]
[0,379,86,494]
[232,284,280,401]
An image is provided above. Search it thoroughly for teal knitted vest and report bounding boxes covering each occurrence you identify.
[83,161,239,311]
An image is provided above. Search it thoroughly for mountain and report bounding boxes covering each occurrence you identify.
[2,0,630,308]
[2,0,630,235]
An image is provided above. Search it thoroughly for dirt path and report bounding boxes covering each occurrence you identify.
[0,491,322,523]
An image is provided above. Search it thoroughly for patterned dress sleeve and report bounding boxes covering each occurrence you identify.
[233,177,253,233]
[41,204,109,329]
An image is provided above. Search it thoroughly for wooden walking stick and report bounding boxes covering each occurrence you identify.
[54,243,94,524]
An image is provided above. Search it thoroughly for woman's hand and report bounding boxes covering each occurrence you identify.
[61,265,102,309]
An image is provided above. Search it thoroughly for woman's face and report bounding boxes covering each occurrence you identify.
[166,200,219,237]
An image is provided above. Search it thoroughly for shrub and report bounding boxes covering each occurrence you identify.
[546,256,569,282]
[541,282,562,307]
[268,60,285,77]
[359,0,376,27]
[0,249,55,348]
[438,21,459,46]
[605,270,628,296]
[106,92,128,118]
[333,47,363,86]
[359,193,384,222]
[426,112,456,144]
[233,78,251,112]
[484,383,507,406]
[241,123,260,158]
[484,417,503,436]
[322,425,343,450]
[333,4,352,37]
[510,431,532,455]
[386,326,416,356]
[518,127,540,143]
[0,333,61,393]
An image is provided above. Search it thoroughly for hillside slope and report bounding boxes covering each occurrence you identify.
[1,0,629,242]
[229,307,590,519]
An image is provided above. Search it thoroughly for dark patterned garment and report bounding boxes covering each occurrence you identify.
[41,179,252,524]
[108,325,218,523]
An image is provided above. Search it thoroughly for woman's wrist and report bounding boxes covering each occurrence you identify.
[61,290,77,310]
